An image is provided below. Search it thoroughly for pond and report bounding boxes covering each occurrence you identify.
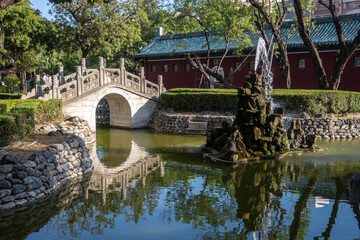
[1,127,360,240]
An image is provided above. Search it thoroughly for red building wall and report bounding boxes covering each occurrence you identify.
[145,50,360,91]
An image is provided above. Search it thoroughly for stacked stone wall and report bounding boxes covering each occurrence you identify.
[0,136,93,211]
[150,110,360,139]
[149,110,234,135]
[300,117,360,139]
[37,117,95,144]
[0,117,94,212]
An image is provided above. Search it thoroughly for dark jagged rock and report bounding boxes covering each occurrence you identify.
[287,119,318,150]
[206,74,290,162]
[0,155,20,165]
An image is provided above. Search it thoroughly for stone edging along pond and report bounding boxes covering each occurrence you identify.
[149,110,235,135]
[150,110,360,139]
[0,117,94,212]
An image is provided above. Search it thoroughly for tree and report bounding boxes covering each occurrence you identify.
[173,0,253,88]
[0,0,111,10]
[51,0,144,60]
[248,0,292,89]
[293,0,360,90]
[3,74,20,92]
[0,0,21,10]
[0,0,43,87]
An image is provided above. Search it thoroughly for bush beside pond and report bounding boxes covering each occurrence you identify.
[162,88,360,115]
[0,99,63,147]
[161,89,238,112]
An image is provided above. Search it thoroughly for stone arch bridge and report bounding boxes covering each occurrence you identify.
[23,57,165,131]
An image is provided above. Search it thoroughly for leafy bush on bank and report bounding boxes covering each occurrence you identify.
[162,88,360,115]
[272,89,360,115]
[162,89,238,112]
[3,74,21,93]
[0,99,63,124]
[0,99,63,147]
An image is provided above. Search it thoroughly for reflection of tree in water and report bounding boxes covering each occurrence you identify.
[5,152,360,239]
[220,160,287,238]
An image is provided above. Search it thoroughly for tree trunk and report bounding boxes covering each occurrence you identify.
[275,36,291,89]
[328,55,348,90]
[293,0,329,89]
[289,177,318,240]
[0,0,21,10]
[328,31,360,90]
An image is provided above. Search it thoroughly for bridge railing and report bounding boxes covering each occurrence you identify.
[22,56,165,102]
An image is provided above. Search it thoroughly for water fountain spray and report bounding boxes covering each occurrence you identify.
[254,37,274,102]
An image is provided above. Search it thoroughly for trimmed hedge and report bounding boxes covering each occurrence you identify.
[0,109,35,147]
[272,89,360,115]
[162,88,360,115]
[0,99,63,124]
[0,99,63,147]
[162,89,238,112]
[0,93,22,99]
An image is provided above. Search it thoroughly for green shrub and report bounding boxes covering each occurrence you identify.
[0,99,63,147]
[0,109,35,147]
[36,99,63,124]
[161,91,238,112]
[0,86,8,93]
[162,88,360,115]
[29,78,36,89]
[3,75,21,93]
[272,89,360,115]
[0,99,43,114]
[0,104,6,114]
[0,99,63,124]
[0,115,17,146]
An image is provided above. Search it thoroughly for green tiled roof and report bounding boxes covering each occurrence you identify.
[135,14,360,58]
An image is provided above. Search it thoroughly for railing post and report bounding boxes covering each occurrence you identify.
[140,67,145,93]
[120,58,126,86]
[81,58,86,76]
[98,56,104,86]
[158,75,164,96]
[58,66,64,85]
[35,75,41,97]
[76,66,82,97]
[52,75,59,99]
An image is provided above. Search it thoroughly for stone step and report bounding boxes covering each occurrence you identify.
[185,122,208,135]
[187,121,208,129]
[185,128,207,135]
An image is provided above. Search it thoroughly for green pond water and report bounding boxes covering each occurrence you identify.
[2,127,360,240]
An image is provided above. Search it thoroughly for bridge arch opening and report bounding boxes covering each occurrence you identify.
[96,93,132,128]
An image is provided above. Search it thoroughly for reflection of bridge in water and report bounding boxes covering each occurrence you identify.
[88,134,165,204]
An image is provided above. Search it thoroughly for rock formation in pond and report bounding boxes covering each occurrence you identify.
[206,74,290,161]
[206,73,320,162]
[287,119,317,150]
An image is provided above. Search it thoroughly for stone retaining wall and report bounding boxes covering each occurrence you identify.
[0,118,94,212]
[149,110,235,135]
[37,116,95,144]
[150,110,360,139]
[300,117,360,139]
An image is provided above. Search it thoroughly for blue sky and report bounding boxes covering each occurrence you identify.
[30,0,53,20]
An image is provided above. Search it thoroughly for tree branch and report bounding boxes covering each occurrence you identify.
[0,0,21,10]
